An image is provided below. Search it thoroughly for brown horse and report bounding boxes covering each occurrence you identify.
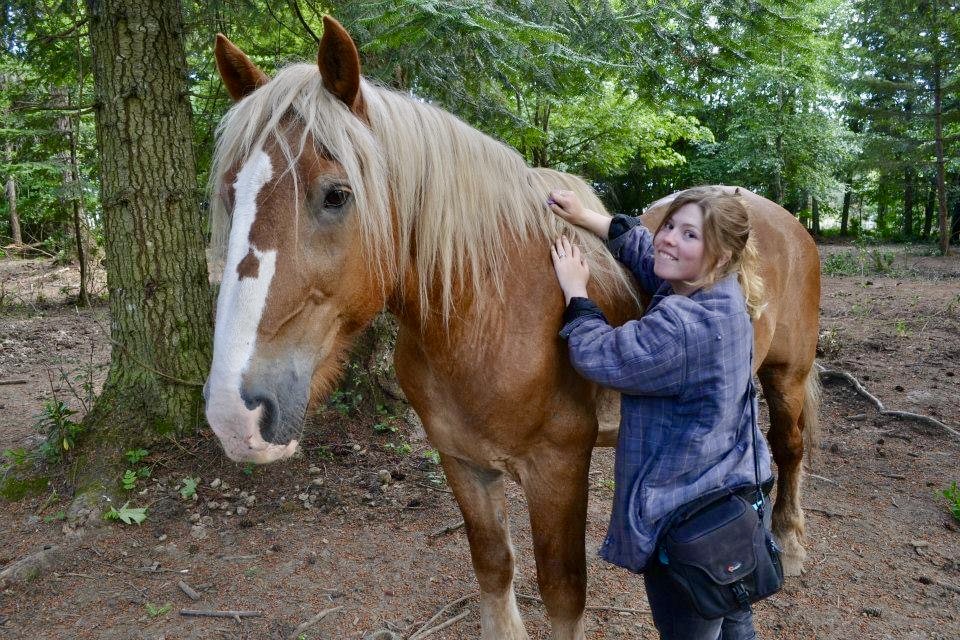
[204,17,820,640]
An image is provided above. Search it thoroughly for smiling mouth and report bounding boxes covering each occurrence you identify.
[657,250,678,261]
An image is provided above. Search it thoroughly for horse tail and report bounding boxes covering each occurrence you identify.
[801,364,823,464]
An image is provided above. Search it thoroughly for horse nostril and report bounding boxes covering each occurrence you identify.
[240,388,282,444]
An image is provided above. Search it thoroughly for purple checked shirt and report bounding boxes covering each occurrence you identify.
[559,216,772,574]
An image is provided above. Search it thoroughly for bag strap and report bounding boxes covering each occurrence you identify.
[748,356,764,519]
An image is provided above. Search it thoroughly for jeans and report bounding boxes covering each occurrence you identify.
[644,558,757,640]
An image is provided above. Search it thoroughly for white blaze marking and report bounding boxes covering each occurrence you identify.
[206,150,297,462]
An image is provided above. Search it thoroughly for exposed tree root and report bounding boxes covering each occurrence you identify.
[816,363,960,440]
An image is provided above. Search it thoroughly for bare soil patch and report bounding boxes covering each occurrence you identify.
[1,244,958,639]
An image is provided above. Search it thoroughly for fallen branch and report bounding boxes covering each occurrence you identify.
[816,364,960,440]
[429,520,464,538]
[410,609,470,640]
[0,379,28,386]
[808,473,839,486]
[517,593,649,615]
[287,606,343,640]
[180,609,261,619]
[177,580,201,601]
[407,592,476,640]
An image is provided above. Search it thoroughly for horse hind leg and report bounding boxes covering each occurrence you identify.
[519,446,592,640]
[759,366,820,577]
[440,454,528,640]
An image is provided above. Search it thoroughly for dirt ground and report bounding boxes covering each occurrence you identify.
[0,243,959,640]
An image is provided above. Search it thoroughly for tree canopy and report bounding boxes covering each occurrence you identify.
[1,0,958,255]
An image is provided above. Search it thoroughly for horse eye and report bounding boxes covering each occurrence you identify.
[323,188,351,209]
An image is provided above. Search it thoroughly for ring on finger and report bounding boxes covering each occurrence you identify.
[558,251,566,258]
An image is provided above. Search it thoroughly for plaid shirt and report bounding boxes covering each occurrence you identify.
[559,217,772,574]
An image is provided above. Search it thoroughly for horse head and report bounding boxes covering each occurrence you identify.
[204,18,393,463]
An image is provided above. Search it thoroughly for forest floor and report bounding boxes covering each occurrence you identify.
[0,241,959,640]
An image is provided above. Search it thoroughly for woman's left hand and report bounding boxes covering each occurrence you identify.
[551,236,590,304]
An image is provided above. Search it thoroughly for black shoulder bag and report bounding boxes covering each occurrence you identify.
[656,379,784,619]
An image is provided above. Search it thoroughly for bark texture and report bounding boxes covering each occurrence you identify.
[79,0,212,495]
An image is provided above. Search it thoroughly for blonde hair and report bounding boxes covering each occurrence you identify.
[656,186,765,320]
[209,64,636,322]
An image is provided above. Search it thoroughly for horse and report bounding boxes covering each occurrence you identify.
[204,16,821,640]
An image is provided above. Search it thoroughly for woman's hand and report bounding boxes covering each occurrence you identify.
[551,236,590,304]
[548,190,612,240]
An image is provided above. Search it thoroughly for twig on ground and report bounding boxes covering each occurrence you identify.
[287,606,343,640]
[407,592,476,640]
[0,379,28,386]
[817,364,960,439]
[180,609,261,619]
[808,473,839,485]
[410,609,470,640]
[878,472,907,480]
[177,579,201,601]
[806,506,851,518]
[415,481,452,494]
[918,575,960,595]
[429,520,464,538]
[516,592,649,615]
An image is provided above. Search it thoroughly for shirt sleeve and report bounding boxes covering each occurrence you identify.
[605,215,664,295]
[560,301,685,397]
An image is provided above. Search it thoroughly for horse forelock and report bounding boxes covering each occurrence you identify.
[209,63,634,323]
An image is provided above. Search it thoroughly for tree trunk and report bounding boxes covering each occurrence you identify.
[903,168,914,238]
[876,181,887,232]
[811,196,820,235]
[932,53,949,254]
[53,86,90,306]
[5,143,20,245]
[922,177,935,239]
[840,175,852,236]
[76,0,212,504]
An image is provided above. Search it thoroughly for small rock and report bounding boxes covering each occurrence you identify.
[200,516,214,526]
[235,506,248,516]
[245,495,256,506]
[220,482,230,492]
[378,469,392,485]
[861,606,882,618]
[225,510,233,516]
[239,491,249,500]
[365,629,401,640]
[206,501,219,510]
[188,513,201,523]
[157,534,167,542]
[220,502,228,510]
[311,478,324,486]
[352,444,361,451]
[210,478,222,489]
[309,466,322,475]
[298,493,310,502]
[190,525,207,540]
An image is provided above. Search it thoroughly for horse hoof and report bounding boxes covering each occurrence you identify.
[781,552,805,577]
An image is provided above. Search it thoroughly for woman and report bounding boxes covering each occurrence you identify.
[549,186,774,640]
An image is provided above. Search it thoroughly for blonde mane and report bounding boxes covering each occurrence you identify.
[210,63,636,320]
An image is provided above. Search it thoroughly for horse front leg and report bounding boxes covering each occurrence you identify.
[440,454,528,640]
[519,445,592,640]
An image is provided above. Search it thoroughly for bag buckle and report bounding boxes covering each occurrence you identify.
[732,581,751,610]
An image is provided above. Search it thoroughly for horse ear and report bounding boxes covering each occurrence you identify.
[318,16,361,109]
[215,34,269,101]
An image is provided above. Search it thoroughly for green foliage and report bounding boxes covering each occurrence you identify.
[103,501,148,525]
[43,510,66,523]
[943,483,960,523]
[144,602,172,618]
[423,449,441,465]
[121,469,138,491]
[34,399,83,462]
[179,477,199,500]
[242,462,255,477]
[124,449,149,464]
[384,441,412,456]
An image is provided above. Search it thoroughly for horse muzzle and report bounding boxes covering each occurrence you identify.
[204,367,309,464]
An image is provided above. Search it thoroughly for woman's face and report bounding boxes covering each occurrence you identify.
[653,202,709,295]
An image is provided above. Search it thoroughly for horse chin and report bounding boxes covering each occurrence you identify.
[213,426,300,464]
